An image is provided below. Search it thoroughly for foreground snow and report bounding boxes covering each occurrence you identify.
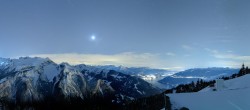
[168,74,250,110]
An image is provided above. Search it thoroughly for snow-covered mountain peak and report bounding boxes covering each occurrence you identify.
[0,57,10,66]
[8,57,54,70]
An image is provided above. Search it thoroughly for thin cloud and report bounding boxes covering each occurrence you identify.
[184,54,191,57]
[219,39,232,43]
[182,45,193,50]
[205,48,250,67]
[205,48,235,59]
[166,52,176,56]
[204,48,219,54]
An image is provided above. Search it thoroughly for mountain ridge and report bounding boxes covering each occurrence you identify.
[0,57,161,109]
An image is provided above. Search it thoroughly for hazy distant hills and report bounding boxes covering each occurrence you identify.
[94,65,239,89]
[159,67,239,88]
[47,63,240,90]
[94,65,172,75]
[92,65,175,89]
[0,57,161,105]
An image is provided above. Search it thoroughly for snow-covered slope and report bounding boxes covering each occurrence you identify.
[168,74,250,110]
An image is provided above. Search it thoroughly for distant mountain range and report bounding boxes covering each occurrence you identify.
[94,65,172,75]
[92,65,175,89]
[0,57,161,107]
[95,65,239,89]
[159,67,239,88]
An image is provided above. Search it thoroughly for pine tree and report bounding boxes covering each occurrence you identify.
[238,63,246,76]
[246,66,249,74]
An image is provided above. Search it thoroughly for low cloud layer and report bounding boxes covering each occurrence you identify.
[31,52,175,69]
[30,49,250,70]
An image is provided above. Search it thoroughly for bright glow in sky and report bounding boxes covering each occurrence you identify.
[1,0,250,70]
[91,35,96,41]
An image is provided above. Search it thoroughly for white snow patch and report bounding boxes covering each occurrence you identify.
[120,94,124,100]
[134,82,144,94]
[106,81,112,86]
[23,69,40,85]
[43,64,59,81]
[134,84,138,89]
[0,77,7,83]
[111,73,124,80]
[137,90,143,95]
[87,76,93,81]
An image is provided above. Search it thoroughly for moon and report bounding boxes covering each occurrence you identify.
[91,35,96,41]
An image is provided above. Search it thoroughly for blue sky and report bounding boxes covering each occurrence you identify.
[0,0,250,70]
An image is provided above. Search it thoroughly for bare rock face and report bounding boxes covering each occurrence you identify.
[93,79,115,96]
[52,63,88,100]
[15,77,41,104]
